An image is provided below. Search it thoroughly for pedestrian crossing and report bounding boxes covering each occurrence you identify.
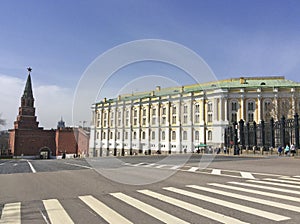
[2,175,300,223]
[124,162,281,179]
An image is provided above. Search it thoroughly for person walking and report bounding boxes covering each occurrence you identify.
[290,144,296,156]
[284,145,290,156]
[277,146,282,156]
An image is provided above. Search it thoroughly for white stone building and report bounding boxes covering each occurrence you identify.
[89,76,300,157]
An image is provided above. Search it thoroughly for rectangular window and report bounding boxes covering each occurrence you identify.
[195,104,200,113]
[134,118,137,125]
[248,102,255,111]
[208,114,213,122]
[208,103,213,112]
[232,102,237,111]
[183,105,188,114]
[142,118,146,125]
[126,119,129,126]
[125,132,128,140]
[172,106,176,114]
[195,114,200,123]
[162,117,166,125]
[183,115,188,124]
[152,108,156,116]
[172,115,176,124]
[162,107,166,115]
[152,117,156,125]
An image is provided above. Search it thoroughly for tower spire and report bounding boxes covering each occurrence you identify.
[22,67,33,98]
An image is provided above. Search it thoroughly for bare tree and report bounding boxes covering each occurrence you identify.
[0,113,6,127]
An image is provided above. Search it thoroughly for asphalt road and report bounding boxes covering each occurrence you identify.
[1,155,300,224]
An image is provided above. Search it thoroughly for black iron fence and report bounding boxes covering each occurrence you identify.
[224,114,300,153]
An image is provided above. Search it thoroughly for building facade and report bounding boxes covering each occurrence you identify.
[89,76,300,157]
[9,69,90,158]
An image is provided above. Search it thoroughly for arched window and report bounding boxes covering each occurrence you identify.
[195,130,199,141]
[151,131,155,140]
[161,131,165,140]
[172,131,176,140]
[208,130,212,141]
[142,131,146,140]
[183,131,187,140]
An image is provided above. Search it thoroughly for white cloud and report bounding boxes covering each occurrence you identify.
[0,74,80,130]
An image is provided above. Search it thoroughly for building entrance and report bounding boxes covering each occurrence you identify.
[39,147,51,159]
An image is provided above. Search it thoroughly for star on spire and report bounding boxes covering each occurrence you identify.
[27,67,32,74]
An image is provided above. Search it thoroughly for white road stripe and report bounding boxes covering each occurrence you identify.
[155,164,168,168]
[111,192,189,224]
[26,160,36,173]
[144,163,156,167]
[293,175,300,178]
[280,176,300,181]
[0,202,21,224]
[247,180,300,189]
[132,162,145,167]
[240,172,255,179]
[263,178,300,185]
[138,190,248,224]
[187,185,300,212]
[164,187,290,221]
[187,167,198,172]
[209,183,300,202]
[230,181,300,195]
[211,169,221,175]
[170,165,181,170]
[79,195,133,224]
[43,199,74,224]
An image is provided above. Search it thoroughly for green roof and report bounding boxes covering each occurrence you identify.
[100,76,300,103]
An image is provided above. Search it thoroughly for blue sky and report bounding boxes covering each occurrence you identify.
[1,0,300,129]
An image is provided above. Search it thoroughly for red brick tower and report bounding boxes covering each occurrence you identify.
[14,68,39,130]
[9,68,56,158]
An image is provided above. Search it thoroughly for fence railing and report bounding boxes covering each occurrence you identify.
[224,113,300,153]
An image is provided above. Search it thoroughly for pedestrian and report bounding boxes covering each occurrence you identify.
[277,146,282,156]
[284,145,290,156]
[223,146,227,154]
[290,144,296,156]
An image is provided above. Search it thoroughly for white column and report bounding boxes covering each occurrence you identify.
[240,96,244,121]
[257,96,262,122]
[224,97,228,121]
